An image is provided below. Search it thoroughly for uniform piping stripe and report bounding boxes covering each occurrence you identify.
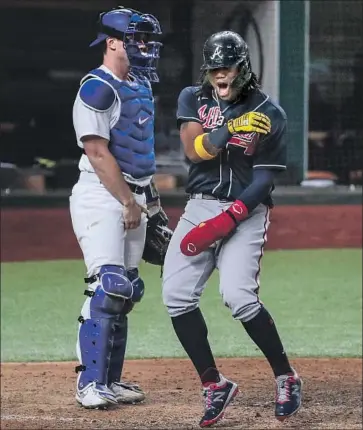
[252,95,270,112]
[254,206,270,298]
[227,149,233,198]
[212,152,223,194]
[212,93,223,195]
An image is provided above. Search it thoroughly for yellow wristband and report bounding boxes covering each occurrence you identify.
[194,134,216,160]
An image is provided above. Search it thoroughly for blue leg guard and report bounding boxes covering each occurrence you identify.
[107,315,128,384]
[107,268,145,384]
[76,265,133,390]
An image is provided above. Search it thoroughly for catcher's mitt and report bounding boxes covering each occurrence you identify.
[142,207,173,266]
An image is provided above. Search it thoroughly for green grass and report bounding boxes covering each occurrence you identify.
[1,249,362,362]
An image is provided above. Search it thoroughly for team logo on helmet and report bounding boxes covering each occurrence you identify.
[210,46,223,60]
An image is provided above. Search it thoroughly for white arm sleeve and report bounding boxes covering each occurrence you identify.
[72,94,118,147]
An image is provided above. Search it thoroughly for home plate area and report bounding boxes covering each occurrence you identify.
[1,358,361,429]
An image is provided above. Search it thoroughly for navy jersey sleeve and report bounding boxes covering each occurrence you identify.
[176,86,202,128]
[253,110,287,171]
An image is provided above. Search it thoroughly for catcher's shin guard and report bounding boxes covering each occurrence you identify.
[107,315,128,384]
[107,269,144,384]
[76,265,132,391]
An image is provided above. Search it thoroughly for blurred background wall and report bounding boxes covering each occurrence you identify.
[0,0,362,191]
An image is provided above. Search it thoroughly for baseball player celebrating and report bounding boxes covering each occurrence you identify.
[162,31,302,427]
[69,7,169,409]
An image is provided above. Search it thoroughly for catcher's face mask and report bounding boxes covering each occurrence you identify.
[90,7,163,82]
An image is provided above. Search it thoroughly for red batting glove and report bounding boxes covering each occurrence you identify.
[180,200,248,256]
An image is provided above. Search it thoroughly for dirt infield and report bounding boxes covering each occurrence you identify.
[1,358,361,429]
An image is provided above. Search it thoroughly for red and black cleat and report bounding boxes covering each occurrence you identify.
[199,374,239,428]
[275,368,303,421]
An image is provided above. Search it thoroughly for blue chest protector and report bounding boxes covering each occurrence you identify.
[79,68,156,180]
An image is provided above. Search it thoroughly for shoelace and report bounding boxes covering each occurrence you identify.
[203,388,216,410]
[276,376,292,403]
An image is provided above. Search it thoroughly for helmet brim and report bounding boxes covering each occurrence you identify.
[89,33,109,47]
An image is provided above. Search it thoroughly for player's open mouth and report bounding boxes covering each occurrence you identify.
[216,82,230,98]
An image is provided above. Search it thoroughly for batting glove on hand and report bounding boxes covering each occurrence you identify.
[180,200,248,256]
[227,112,271,135]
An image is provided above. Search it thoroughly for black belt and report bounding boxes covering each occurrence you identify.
[189,193,233,203]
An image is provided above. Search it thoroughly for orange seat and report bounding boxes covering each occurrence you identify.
[307,170,338,181]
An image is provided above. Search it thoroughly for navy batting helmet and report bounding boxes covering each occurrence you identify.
[201,31,253,92]
[90,6,162,82]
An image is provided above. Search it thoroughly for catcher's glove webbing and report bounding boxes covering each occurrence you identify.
[142,207,173,272]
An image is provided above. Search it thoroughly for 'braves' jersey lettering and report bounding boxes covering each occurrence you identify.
[198,105,224,129]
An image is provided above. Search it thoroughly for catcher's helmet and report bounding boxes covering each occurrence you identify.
[90,6,162,82]
[201,31,252,91]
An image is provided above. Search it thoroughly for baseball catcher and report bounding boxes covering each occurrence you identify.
[69,6,170,409]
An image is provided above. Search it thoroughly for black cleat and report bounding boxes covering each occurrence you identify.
[275,368,302,421]
[199,374,239,428]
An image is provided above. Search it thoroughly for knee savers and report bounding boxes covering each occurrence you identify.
[76,265,144,388]
[85,265,145,313]
[126,268,144,303]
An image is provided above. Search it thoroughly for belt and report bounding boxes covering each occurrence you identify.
[189,193,233,203]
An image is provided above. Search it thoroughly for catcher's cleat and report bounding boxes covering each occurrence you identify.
[109,381,146,404]
[199,374,239,428]
[275,368,302,421]
[76,381,118,409]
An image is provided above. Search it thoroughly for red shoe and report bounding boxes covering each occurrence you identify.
[199,374,239,428]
